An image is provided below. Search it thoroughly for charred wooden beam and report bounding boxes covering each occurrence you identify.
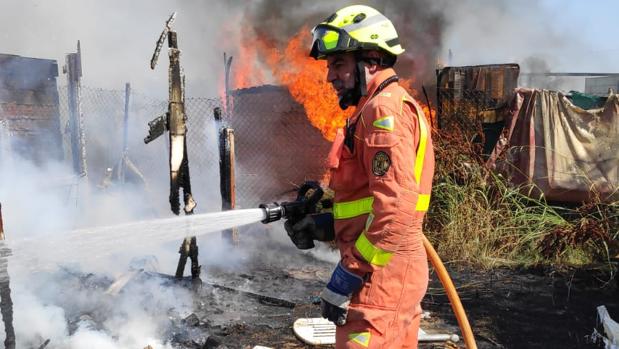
[207,282,295,309]
[147,271,295,308]
[147,13,199,279]
[0,204,15,349]
[37,339,50,349]
[219,127,238,244]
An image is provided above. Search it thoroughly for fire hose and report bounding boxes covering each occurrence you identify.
[422,235,477,349]
[259,182,477,348]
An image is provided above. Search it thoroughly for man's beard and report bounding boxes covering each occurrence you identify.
[332,79,361,110]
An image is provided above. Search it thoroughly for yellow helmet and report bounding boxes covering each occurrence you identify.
[309,5,405,60]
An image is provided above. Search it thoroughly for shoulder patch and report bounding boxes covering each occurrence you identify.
[372,151,391,176]
[372,116,394,132]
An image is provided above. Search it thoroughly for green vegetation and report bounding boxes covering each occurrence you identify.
[424,132,619,274]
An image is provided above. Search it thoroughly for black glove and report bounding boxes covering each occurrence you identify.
[320,262,364,326]
[321,297,348,326]
[284,213,334,250]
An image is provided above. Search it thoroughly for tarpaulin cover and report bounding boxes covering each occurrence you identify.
[569,90,606,110]
[488,88,619,203]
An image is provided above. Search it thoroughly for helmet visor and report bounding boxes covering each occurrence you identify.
[310,25,354,58]
[313,26,340,51]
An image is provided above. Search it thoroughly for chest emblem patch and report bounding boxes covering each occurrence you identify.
[372,151,391,176]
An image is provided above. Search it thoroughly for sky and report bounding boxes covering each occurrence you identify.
[0,0,617,97]
[441,0,618,72]
[540,0,619,71]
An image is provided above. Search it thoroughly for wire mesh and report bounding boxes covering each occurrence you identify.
[436,64,519,158]
[57,84,331,214]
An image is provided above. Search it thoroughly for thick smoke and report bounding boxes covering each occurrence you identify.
[236,0,446,90]
[1,1,613,97]
[234,0,613,93]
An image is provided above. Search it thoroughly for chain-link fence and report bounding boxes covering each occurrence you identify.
[56,84,331,215]
[436,64,520,158]
[226,85,331,207]
[58,85,223,213]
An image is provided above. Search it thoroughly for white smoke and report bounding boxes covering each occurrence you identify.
[0,269,192,348]
[0,0,245,98]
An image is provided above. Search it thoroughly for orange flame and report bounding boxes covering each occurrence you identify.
[232,27,436,140]
[234,39,266,89]
[248,28,352,141]
[399,77,438,129]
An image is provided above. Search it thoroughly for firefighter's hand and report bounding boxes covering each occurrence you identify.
[284,213,335,250]
[320,297,348,326]
[284,216,315,249]
[320,262,364,326]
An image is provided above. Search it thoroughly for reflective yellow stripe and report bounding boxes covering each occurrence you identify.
[333,197,374,219]
[414,107,428,184]
[348,331,371,347]
[404,96,431,212]
[416,194,430,212]
[355,232,393,266]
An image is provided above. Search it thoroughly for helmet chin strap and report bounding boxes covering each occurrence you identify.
[338,59,368,110]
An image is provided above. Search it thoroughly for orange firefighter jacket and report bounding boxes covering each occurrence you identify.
[327,68,435,277]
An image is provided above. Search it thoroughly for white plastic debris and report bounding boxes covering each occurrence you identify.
[597,305,619,349]
[293,317,459,345]
[418,328,460,343]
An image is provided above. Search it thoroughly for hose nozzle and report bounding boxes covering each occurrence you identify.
[259,203,283,224]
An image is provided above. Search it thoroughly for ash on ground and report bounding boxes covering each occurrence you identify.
[15,229,618,349]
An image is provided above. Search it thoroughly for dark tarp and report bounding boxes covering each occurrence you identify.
[568,90,606,110]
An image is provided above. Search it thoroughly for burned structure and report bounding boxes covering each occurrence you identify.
[144,13,200,280]
[436,63,520,157]
[438,63,619,203]
[0,54,63,164]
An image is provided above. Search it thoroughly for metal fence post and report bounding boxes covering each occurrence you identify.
[223,53,233,114]
[219,126,237,244]
[64,40,87,177]
[120,82,131,184]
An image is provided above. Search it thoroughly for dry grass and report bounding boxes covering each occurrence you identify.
[424,127,619,273]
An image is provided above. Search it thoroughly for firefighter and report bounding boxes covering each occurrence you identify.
[285,5,435,348]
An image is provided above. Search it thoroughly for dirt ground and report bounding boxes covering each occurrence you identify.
[164,236,619,349]
[46,232,617,348]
